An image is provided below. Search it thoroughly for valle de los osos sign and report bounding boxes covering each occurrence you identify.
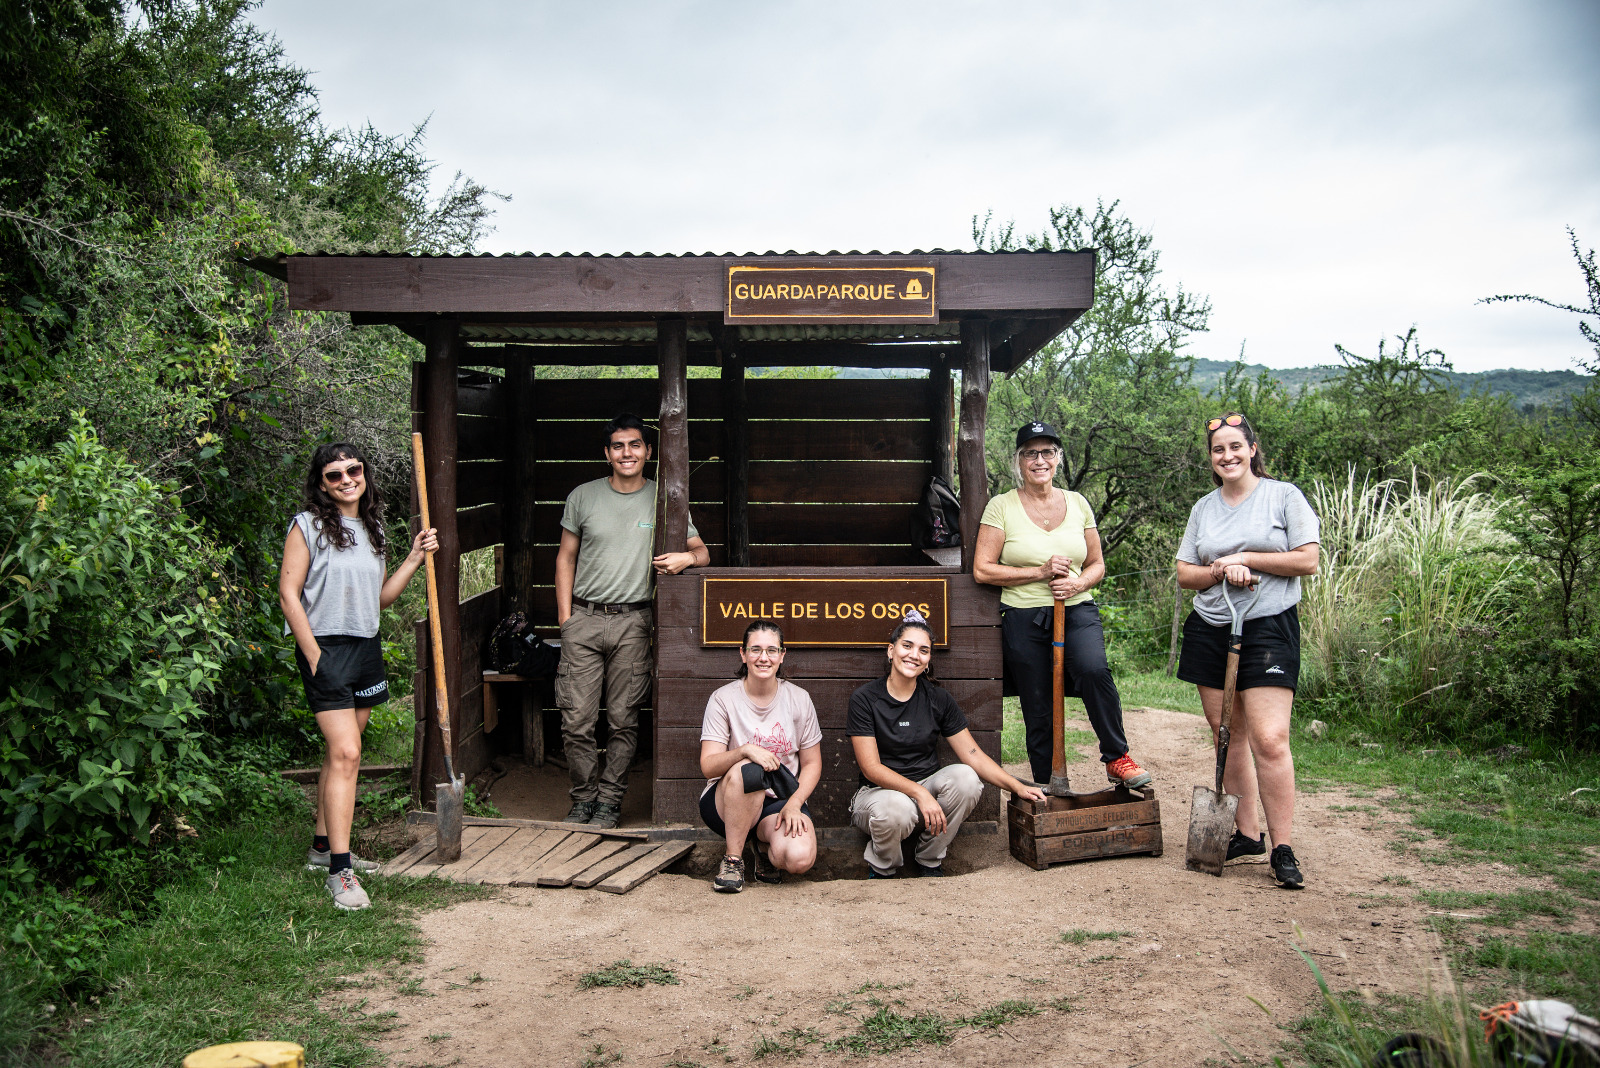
[725,261,937,324]
[701,577,949,647]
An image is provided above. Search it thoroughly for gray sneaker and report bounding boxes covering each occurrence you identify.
[306,848,380,872]
[587,802,622,830]
[325,868,371,911]
[713,855,745,893]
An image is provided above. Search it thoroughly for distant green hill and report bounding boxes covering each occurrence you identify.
[1189,358,1592,409]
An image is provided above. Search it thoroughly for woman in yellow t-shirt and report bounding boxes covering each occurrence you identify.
[972,422,1151,790]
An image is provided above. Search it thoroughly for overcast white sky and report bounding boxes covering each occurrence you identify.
[252,0,1599,373]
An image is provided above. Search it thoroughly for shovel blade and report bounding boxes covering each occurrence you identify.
[434,776,465,864]
[1184,784,1240,877]
[1046,772,1073,797]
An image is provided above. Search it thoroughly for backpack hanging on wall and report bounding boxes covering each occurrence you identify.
[487,612,561,677]
[911,475,962,549]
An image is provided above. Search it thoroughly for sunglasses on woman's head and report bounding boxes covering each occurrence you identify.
[1206,415,1245,432]
[323,462,363,483]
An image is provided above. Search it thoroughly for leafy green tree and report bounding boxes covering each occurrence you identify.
[973,201,1211,552]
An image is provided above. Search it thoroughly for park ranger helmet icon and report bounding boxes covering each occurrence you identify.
[903,277,924,299]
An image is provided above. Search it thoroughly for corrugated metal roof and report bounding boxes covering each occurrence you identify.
[280,248,1071,259]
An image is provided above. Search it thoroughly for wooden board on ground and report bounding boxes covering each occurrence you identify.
[405,811,649,841]
[464,827,567,885]
[537,839,632,887]
[595,841,695,895]
[380,836,439,876]
[510,832,607,886]
[406,825,494,879]
[569,843,659,888]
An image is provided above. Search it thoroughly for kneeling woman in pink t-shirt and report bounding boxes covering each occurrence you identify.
[699,620,822,893]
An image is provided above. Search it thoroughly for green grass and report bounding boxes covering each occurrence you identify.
[1059,928,1130,945]
[962,999,1039,1030]
[1115,668,1206,716]
[577,960,680,989]
[1000,697,1096,766]
[750,1026,821,1059]
[36,820,485,1068]
[1279,731,1600,1064]
[823,1007,955,1055]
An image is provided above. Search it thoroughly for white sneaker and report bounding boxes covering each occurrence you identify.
[326,868,371,911]
[306,847,380,872]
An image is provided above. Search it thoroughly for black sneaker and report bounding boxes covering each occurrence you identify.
[867,867,897,879]
[563,800,597,824]
[1226,831,1267,862]
[713,855,745,893]
[1270,844,1304,889]
[912,863,946,878]
[748,842,782,884]
[587,802,622,829]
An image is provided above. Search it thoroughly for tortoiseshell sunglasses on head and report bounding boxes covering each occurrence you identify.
[1206,414,1245,432]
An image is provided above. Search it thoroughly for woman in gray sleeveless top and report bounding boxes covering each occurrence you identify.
[278,443,436,911]
[1176,413,1320,890]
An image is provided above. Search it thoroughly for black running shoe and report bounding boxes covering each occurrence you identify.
[562,800,597,824]
[1270,844,1304,889]
[912,863,946,878]
[748,842,782,884]
[1226,831,1267,862]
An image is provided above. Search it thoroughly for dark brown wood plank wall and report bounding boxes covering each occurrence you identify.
[651,572,1005,826]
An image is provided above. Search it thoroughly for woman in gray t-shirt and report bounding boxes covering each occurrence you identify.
[278,442,436,911]
[1175,413,1319,890]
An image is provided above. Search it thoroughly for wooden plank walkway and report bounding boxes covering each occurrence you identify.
[378,818,692,895]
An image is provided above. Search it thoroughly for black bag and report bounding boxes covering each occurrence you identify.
[740,760,800,801]
[910,475,961,549]
[487,612,561,678]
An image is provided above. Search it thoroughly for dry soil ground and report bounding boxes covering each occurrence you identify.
[333,706,1559,1068]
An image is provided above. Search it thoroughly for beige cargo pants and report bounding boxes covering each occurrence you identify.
[556,604,653,806]
[849,763,983,875]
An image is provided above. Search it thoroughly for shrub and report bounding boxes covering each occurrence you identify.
[0,419,233,867]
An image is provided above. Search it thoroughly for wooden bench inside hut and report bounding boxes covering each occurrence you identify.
[250,249,1095,834]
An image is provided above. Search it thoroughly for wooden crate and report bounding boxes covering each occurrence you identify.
[1007,786,1163,870]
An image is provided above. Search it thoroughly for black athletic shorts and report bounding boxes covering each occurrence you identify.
[699,781,812,837]
[296,634,389,713]
[1176,605,1301,692]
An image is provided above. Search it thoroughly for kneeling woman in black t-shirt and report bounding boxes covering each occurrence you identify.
[847,612,1045,877]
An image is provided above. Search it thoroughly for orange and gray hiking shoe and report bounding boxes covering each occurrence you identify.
[1105,754,1153,789]
[325,868,371,911]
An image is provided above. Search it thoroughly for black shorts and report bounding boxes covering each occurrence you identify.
[1176,605,1301,692]
[699,782,812,838]
[296,635,389,713]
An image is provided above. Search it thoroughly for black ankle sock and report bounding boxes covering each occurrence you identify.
[313,834,330,853]
[329,851,351,874]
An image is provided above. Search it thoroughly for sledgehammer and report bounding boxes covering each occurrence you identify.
[412,432,464,863]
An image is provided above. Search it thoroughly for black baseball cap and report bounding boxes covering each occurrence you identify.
[1014,421,1063,450]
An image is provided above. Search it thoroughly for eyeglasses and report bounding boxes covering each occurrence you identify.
[1019,448,1059,461]
[1206,415,1245,432]
[323,462,363,484]
[745,646,783,658]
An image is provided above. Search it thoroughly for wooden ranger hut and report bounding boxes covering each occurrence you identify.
[250,249,1096,829]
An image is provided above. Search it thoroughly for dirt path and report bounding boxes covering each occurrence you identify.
[339,707,1540,1067]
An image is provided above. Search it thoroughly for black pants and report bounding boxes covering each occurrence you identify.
[1002,602,1128,784]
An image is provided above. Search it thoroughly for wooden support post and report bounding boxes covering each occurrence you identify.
[503,346,538,617]
[657,320,690,555]
[930,358,954,485]
[722,355,750,566]
[421,320,462,803]
[522,685,544,766]
[1166,572,1184,676]
[958,320,991,572]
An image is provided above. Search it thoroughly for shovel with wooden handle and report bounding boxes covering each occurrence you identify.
[1046,597,1073,797]
[1184,578,1262,876]
[412,432,464,863]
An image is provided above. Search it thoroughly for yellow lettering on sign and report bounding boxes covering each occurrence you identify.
[772,602,784,618]
[826,284,840,299]
[762,284,776,299]
[801,285,815,299]
[791,602,805,617]
[853,602,865,619]
[806,602,818,618]
[733,604,748,618]
[776,284,789,299]
[919,602,931,616]
[720,603,733,618]
[734,283,748,299]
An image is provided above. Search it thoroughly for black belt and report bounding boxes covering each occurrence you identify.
[572,596,652,614]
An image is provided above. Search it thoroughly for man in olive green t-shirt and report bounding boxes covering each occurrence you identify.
[554,414,708,828]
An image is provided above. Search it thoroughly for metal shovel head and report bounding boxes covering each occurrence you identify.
[434,775,465,864]
[1046,772,1073,797]
[1185,784,1240,877]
